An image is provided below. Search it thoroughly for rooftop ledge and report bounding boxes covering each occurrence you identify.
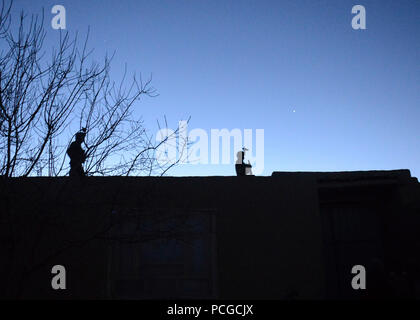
[2,169,417,182]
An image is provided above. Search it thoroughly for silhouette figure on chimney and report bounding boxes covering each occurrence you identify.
[235,148,252,176]
[67,128,87,177]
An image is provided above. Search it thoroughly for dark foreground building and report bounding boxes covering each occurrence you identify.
[1,169,419,299]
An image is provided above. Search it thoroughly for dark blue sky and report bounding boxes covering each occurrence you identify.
[12,0,420,177]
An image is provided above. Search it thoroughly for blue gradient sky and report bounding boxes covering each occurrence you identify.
[11,0,420,177]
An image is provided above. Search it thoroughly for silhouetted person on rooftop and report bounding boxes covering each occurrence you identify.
[67,128,87,177]
[235,148,252,176]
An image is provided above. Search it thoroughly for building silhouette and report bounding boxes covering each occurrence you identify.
[0,169,419,299]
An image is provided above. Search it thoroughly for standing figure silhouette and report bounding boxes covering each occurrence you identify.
[67,128,87,177]
[235,148,253,176]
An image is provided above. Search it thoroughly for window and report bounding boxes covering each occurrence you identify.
[108,208,217,299]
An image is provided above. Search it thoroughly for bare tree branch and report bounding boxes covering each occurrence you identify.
[0,1,188,177]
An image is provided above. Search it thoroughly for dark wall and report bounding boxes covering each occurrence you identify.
[0,171,418,299]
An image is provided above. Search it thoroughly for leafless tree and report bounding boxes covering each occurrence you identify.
[0,0,189,177]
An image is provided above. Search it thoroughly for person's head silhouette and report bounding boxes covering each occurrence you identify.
[75,128,86,144]
[236,151,244,164]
